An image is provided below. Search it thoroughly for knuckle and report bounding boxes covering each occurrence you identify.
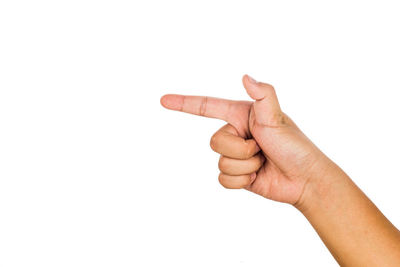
[218,157,226,171]
[209,133,219,151]
[218,173,229,188]
[218,156,230,172]
[199,96,208,116]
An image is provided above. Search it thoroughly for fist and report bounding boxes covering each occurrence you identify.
[210,123,264,189]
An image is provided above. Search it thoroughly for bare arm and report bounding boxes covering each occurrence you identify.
[299,160,400,266]
[160,75,400,266]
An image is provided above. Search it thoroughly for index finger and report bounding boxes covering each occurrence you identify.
[160,94,234,123]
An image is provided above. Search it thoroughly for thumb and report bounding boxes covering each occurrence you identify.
[243,74,283,126]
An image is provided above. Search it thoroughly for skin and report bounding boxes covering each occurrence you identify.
[160,75,400,266]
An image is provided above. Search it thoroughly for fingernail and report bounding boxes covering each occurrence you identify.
[247,75,257,84]
[250,172,257,181]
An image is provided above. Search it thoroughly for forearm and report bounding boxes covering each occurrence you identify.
[299,160,400,266]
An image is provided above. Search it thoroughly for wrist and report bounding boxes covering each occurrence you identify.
[293,154,400,266]
[294,156,349,214]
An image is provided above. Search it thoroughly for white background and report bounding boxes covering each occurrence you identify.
[1,1,400,266]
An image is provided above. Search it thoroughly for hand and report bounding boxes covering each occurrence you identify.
[160,75,335,208]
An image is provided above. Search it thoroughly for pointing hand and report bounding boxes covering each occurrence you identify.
[161,75,333,207]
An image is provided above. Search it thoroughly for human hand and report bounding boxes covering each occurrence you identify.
[160,75,336,209]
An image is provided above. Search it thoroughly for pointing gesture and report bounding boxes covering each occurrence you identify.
[161,75,324,205]
[160,75,400,266]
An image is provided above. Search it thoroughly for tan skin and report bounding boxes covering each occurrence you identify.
[160,75,400,266]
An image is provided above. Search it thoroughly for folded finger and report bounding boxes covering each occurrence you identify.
[218,153,264,175]
[218,173,254,189]
[210,124,260,159]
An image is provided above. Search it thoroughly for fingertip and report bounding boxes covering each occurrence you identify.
[243,74,263,101]
[250,172,257,183]
[160,94,183,110]
[243,75,276,102]
[160,94,167,107]
[242,74,250,85]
